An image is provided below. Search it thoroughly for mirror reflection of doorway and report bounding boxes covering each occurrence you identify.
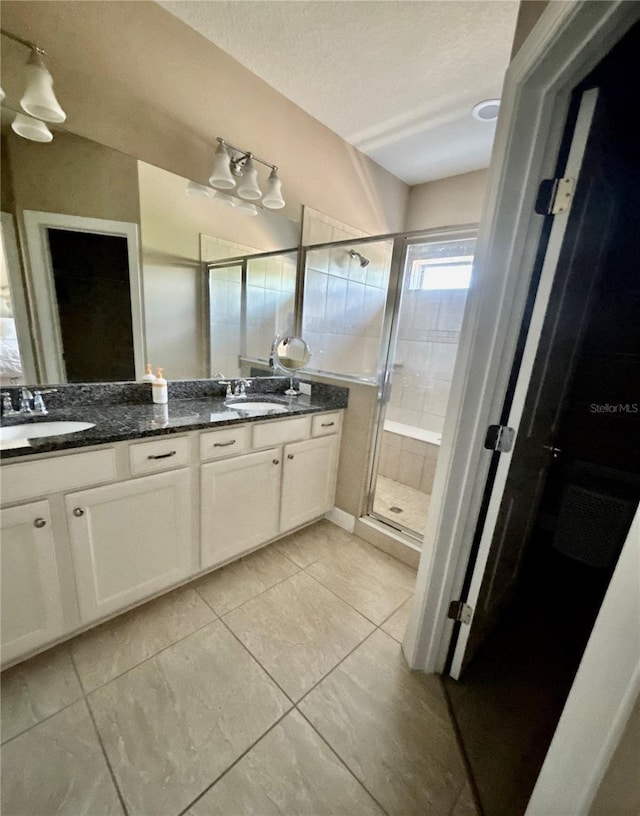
[22,210,144,383]
[369,234,476,540]
[47,228,135,382]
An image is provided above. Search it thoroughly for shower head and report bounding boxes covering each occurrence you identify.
[349,249,370,268]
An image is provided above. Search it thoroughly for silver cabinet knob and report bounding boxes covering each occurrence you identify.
[73,508,85,517]
[272,458,280,465]
[287,454,294,460]
[33,517,46,528]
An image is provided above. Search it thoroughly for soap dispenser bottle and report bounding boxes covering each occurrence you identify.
[152,367,168,404]
[142,363,156,382]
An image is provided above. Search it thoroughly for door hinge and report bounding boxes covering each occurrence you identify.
[484,424,516,453]
[448,601,473,625]
[535,177,575,216]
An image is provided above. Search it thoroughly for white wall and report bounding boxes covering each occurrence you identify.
[405,169,487,232]
[138,161,299,379]
[0,1,408,236]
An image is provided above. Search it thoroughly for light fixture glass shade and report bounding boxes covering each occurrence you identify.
[20,51,66,123]
[262,169,285,209]
[236,201,258,216]
[212,192,236,208]
[11,112,53,143]
[186,181,212,197]
[236,157,262,200]
[209,143,236,189]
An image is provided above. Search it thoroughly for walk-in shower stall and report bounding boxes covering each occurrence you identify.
[300,227,476,542]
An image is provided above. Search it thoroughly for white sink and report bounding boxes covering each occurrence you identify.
[226,401,289,415]
[0,421,96,445]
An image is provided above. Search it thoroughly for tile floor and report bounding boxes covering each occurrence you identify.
[1,519,477,816]
[373,475,430,536]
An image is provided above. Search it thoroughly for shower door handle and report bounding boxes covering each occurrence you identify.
[381,368,393,403]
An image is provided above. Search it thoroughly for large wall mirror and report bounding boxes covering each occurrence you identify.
[0,123,301,385]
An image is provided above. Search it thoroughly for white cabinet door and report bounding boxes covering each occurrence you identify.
[66,470,193,623]
[1,501,65,663]
[201,448,281,569]
[280,435,339,533]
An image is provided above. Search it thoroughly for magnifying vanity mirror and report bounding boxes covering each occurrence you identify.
[271,335,311,395]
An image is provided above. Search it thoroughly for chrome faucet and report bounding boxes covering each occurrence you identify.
[233,378,252,398]
[33,389,57,415]
[19,387,34,414]
[1,391,19,416]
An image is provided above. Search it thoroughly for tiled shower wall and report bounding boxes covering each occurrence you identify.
[302,243,391,379]
[378,432,440,495]
[386,288,467,435]
[201,235,296,377]
[202,235,257,379]
[245,254,297,362]
[301,215,391,380]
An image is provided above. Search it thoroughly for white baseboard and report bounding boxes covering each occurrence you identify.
[324,506,356,533]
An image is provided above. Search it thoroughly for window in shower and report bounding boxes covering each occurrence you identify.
[301,239,393,380]
[369,234,476,540]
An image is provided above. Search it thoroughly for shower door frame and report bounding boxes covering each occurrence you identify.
[205,246,298,377]
[365,226,480,541]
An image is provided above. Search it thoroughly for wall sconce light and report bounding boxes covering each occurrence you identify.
[209,137,285,209]
[0,30,67,142]
[11,112,53,142]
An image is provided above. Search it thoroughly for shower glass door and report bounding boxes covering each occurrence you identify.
[369,232,477,540]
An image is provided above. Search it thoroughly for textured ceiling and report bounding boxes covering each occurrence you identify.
[159,1,518,185]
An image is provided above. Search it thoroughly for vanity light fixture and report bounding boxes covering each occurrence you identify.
[209,137,285,209]
[0,29,67,142]
[209,142,236,189]
[20,49,66,123]
[11,112,53,143]
[236,156,261,200]
[262,168,286,210]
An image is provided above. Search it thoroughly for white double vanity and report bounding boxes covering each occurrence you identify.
[0,405,343,667]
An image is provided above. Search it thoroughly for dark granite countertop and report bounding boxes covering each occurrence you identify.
[0,381,348,460]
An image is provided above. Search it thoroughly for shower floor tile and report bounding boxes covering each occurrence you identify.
[373,475,431,535]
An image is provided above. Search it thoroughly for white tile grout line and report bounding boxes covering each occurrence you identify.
[295,706,394,816]
[0,615,220,747]
[1,540,412,744]
[68,649,130,816]
[174,708,293,816]
[2,528,427,815]
[191,559,302,619]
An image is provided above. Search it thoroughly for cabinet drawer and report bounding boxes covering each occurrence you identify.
[129,436,190,475]
[200,425,248,461]
[1,448,116,505]
[312,412,342,436]
[252,416,311,449]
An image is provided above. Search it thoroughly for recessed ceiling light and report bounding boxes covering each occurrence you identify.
[472,99,501,122]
